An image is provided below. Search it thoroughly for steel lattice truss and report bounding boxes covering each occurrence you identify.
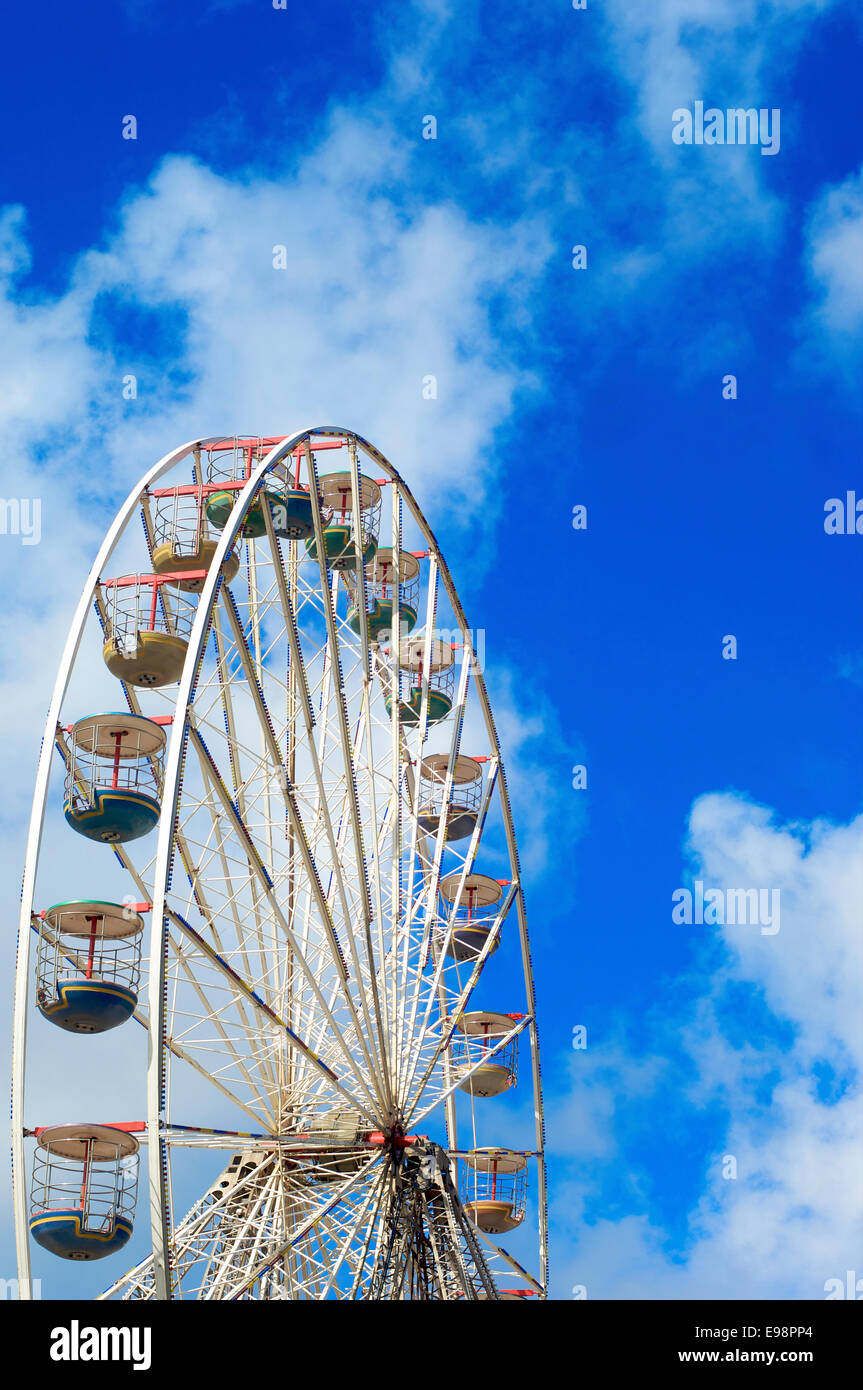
[101,1141,499,1301]
[367,1143,498,1301]
[12,427,548,1300]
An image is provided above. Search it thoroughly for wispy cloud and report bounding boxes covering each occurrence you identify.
[803,163,863,377]
[549,792,863,1298]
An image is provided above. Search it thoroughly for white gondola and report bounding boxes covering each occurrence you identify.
[418,753,482,842]
[461,1149,527,1235]
[438,871,504,962]
[451,1010,520,1097]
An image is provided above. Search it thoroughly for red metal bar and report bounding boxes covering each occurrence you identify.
[111,732,123,789]
[80,1138,91,1209]
[207,437,294,453]
[150,481,308,497]
[290,440,345,455]
[90,1121,148,1134]
[101,572,207,588]
[365,1132,422,1148]
[204,437,347,455]
[85,916,98,980]
[149,482,245,498]
[147,438,346,498]
[33,1121,147,1136]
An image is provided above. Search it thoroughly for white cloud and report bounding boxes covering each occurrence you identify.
[598,0,839,259]
[804,164,863,367]
[607,0,835,145]
[555,1044,666,1163]
[686,795,863,1066]
[0,103,551,805]
[74,138,548,514]
[479,666,587,880]
[550,793,863,1298]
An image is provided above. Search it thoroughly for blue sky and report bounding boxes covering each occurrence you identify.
[1,0,862,1299]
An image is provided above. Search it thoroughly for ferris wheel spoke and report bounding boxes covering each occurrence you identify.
[410,1014,533,1128]
[286,1188,377,1300]
[347,1163,390,1298]
[160,845,284,1109]
[165,806,283,1091]
[301,1168,387,1297]
[163,908,378,1123]
[210,608,248,806]
[201,1165,284,1299]
[396,761,505,1110]
[348,687,391,1048]
[191,1164,277,1299]
[401,882,519,1121]
[384,479,406,1098]
[259,503,354,913]
[101,1149,280,1300]
[305,451,367,877]
[303,443,392,1103]
[314,1160,389,1299]
[473,1227,546,1296]
[189,734,297,992]
[88,632,281,1070]
[163,933,280,1125]
[163,1033,275,1129]
[32,915,275,1131]
[344,441,394,1098]
[259,494,392,1107]
[217,584,376,1021]
[395,643,473,1107]
[188,745,279,1012]
[185,727,382,1116]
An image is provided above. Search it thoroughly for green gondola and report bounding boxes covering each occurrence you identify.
[305,524,377,571]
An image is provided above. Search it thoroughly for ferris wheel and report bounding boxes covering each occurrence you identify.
[12,427,548,1300]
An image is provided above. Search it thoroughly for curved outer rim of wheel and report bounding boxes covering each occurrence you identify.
[12,426,548,1300]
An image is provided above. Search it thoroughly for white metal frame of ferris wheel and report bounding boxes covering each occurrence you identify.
[11,426,548,1300]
